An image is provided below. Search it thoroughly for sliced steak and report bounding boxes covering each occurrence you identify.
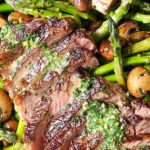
[132,100,150,119]
[126,119,150,137]
[69,132,103,150]
[121,134,150,149]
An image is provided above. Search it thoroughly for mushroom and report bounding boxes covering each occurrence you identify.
[0,90,12,123]
[119,21,140,44]
[99,39,114,61]
[4,119,18,132]
[70,0,91,12]
[129,31,150,43]
[127,67,150,98]
[0,16,6,27]
[8,11,33,24]
[92,0,116,15]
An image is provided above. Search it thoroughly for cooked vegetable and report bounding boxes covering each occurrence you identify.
[127,67,150,98]
[70,0,91,12]
[94,0,132,42]
[4,120,18,132]
[92,0,116,15]
[0,15,6,27]
[94,54,150,75]
[126,12,150,24]
[4,119,25,150]
[108,17,126,87]
[0,90,12,123]
[8,11,33,23]
[118,21,140,44]
[99,39,114,61]
[5,0,95,20]
[0,78,3,89]
[125,37,150,55]
[128,31,150,43]
[132,0,150,13]
[0,3,13,13]
[0,129,17,144]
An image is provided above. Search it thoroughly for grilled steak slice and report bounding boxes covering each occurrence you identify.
[0,17,75,65]
[69,132,103,150]
[0,17,100,150]
[24,76,126,150]
[121,134,150,149]
[0,17,98,124]
[126,119,150,137]
[131,100,150,119]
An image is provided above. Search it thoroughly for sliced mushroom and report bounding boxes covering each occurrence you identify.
[119,21,140,44]
[0,16,6,27]
[129,31,150,43]
[8,11,33,24]
[0,90,12,123]
[70,0,91,11]
[92,0,116,15]
[127,67,150,98]
[99,39,114,61]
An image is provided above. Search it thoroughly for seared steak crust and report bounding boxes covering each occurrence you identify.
[1,17,150,150]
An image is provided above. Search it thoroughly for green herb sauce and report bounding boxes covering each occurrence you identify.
[44,49,68,72]
[78,101,125,150]
[73,78,125,149]
[73,77,95,100]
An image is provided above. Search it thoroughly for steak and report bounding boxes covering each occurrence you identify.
[1,17,150,150]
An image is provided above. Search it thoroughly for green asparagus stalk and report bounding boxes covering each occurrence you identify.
[104,73,128,82]
[94,0,132,42]
[125,37,150,55]
[16,119,25,139]
[125,12,150,23]
[94,54,150,76]
[132,0,150,13]
[105,64,150,82]
[52,1,95,21]
[0,3,13,13]
[5,0,95,20]
[0,129,17,144]
[104,74,118,82]
[108,17,126,87]
[0,78,3,89]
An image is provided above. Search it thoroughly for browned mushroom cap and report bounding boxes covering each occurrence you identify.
[8,11,33,24]
[127,67,150,98]
[129,31,150,43]
[119,21,140,44]
[92,0,116,15]
[0,90,12,123]
[0,16,6,27]
[4,119,18,132]
[99,39,114,61]
[70,0,91,12]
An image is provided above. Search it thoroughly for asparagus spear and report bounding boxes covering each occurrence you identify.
[108,17,126,87]
[94,54,150,75]
[104,65,150,82]
[0,129,17,144]
[5,0,94,20]
[125,37,150,55]
[94,0,132,42]
[125,12,150,23]
[132,0,150,13]
[0,3,13,13]
[0,78,4,89]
